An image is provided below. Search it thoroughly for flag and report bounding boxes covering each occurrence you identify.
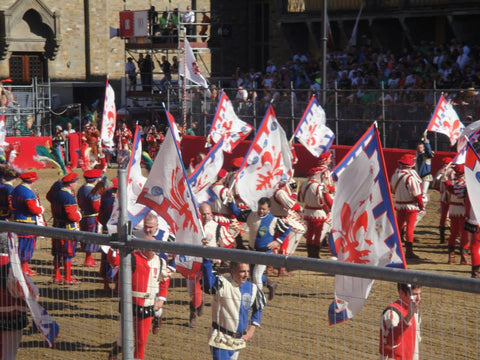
[100,79,116,148]
[453,121,480,165]
[293,96,335,157]
[328,124,406,324]
[465,141,480,222]
[179,38,208,88]
[189,137,225,204]
[7,232,59,346]
[333,124,376,178]
[346,3,364,50]
[426,94,464,146]
[207,92,253,153]
[237,106,293,211]
[107,125,150,232]
[0,113,8,147]
[165,108,182,142]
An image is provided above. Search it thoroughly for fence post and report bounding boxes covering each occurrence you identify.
[290,81,295,137]
[433,80,438,151]
[334,81,339,145]
[118,168,134,360]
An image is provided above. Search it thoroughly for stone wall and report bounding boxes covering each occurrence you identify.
[0,0,210,81]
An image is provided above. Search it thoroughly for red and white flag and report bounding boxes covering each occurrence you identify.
[189,137,225,204]
[465,141,480,222]
[100,79,116,148]
[293,96,335,157]
[426,94,464,146]
[179,38,208,88]
[236,106,293,211]
[165,109,182,143]
[0,113,8,147]
[207,92,253,153]
[328,124,406,324]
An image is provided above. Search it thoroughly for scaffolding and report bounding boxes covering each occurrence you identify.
[122,8,212,130]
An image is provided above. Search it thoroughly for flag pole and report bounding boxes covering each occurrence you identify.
[183,31,188,134]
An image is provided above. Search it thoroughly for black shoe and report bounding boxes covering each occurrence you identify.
[266,281,277,301]
[152,316,161,334]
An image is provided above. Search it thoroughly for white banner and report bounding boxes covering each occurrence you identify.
[100,80,116,148]
[179,38,208,88]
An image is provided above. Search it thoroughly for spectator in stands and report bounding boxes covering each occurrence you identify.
[198,11,210,41]
[125,57,136,91]
[158,55,171,92]
[140,54,154,92]
[171,56,179,74]
[182,6,195,38]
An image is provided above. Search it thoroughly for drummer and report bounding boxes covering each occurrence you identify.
[269,178,305,276]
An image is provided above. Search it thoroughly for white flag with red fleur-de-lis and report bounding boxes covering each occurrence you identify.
[100,79,116,148]
[179,38,208,88]
[426,94,464,146]
[236,106,293,211]
[294,96,335,157]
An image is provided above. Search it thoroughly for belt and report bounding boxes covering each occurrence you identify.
[212,322,245,339]
[82,213,98,217]
[132,291,152,299]
[395,201,415,204]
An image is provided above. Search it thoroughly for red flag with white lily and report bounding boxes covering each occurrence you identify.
[426,94,464,146]
[236,106,293,211]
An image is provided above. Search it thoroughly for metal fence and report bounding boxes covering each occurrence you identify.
[0,169,479,359]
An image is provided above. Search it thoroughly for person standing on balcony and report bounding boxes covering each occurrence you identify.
[182,6,195,39]
[125,57,136,91]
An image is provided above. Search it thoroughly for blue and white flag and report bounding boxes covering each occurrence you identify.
[453,120,480,165]
[464,141,480,222]
[7,232,59,346]
[189,137,225,204]
[328,124,406,325]
[293,96,334,157]
[108,125,150,232]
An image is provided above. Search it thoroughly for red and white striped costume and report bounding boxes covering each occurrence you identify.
[390,167,424,244]
[209,183,232,226]
[131,251,170,359]
[435,163,454,231]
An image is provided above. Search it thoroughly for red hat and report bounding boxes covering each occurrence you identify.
[308,167,322,177]
[217,169,227,179]
[231,157,244,168]
[19,172,38,182]
[453,164,464,174]
[111,177,118,189]
[62,172,79,183]
[442,157,453,165]
[1,78,12,83]
[84,169,103,180]
[398,154,415,167]
[0,255,9,266]
[318,152,332,164]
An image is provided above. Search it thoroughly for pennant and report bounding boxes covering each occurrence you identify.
[426,94,464,146]
[107,125,150,232]
[7,233,59,346]
[293,96,335,157]
[207,92,253,153]
[0,113,8,147]
[328,125,406,325]
[179,38,208,88]
[333,124,376,178]
[189,137,225,204]
[100,79,116,148]
[346,4,364,50]
[236,106,293,211]
[465,141,480,222]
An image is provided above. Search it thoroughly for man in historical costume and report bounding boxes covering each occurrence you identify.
[298,166,334,259]
[390,154,424,259]
[465,188,480,278]
[202,259,266,360]
[133,212,175,333]
[270,178,305,275]
[379,283,422,360]
[445,164,470,265]
[109,239,170,360]
[47,172,82,285]
[84,123,101,162]
[0,167,17,221]
[77,169,103,267]
[10,172,44,276]
[228,197,290,300]
[432,157,454,243]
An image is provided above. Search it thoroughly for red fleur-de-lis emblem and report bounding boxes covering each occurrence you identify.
[331,202,372,264]
[256,148,284,190]
[191,61,200,75]
[168,167,198,233]
[306,124,318,146]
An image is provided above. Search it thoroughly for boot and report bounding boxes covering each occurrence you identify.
[277,267,292,277]
[235,235,246,250]
[306,244,320,259]
[448,246,456,264]
[460,250,472,265]
[189,303,197,328]
[83,253,97,267]
[108,342,121,360]
[472,266,480,279]
[405,242,420,259]
[152,316,162,334]
[266,279,277,301]
[196,303,204,317]
[64,260,81,285]
[53,258,63,283]
[439,226,446,244]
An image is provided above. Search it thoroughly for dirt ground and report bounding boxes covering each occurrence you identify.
[10,168,480,359]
